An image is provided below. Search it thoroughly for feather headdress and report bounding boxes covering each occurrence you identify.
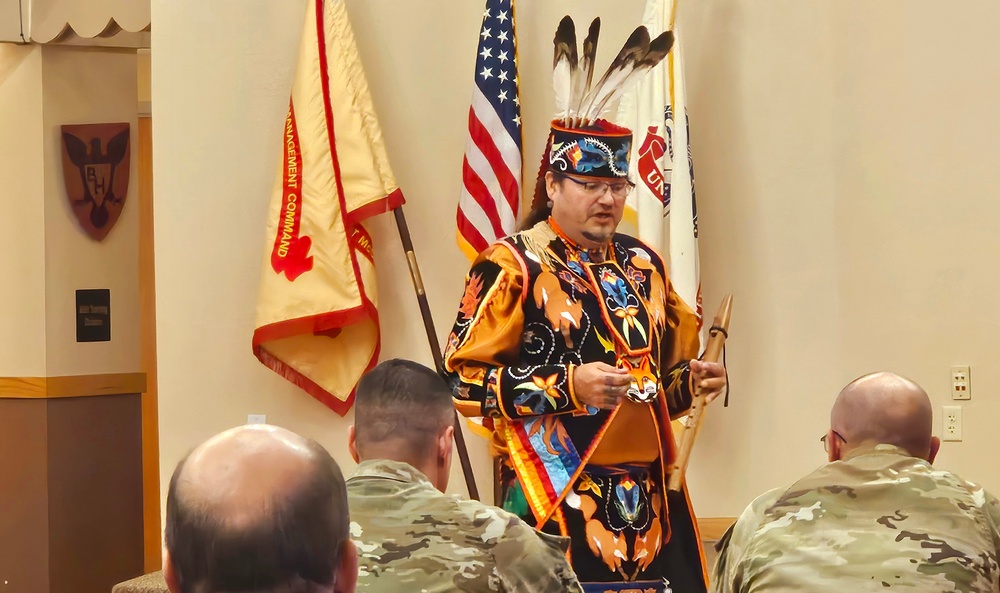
[553,16,674,126]
[526,15,675,218]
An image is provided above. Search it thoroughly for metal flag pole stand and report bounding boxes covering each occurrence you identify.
[393,207,481,501]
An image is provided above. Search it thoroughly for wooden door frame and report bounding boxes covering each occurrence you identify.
[138,115,161,572]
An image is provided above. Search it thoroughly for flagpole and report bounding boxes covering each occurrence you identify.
[393,206,481,501]
[667,294,732,491]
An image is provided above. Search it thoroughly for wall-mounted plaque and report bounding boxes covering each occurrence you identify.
[61,123,130,241]
[76,289,111,343]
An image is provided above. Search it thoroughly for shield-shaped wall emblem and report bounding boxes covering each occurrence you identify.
[61,123,131,241]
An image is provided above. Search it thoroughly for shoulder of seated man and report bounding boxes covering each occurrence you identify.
[449,496,567,551]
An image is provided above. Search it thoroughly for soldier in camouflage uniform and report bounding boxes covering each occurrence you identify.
[347,359,583,593]
[713,372,1000,593]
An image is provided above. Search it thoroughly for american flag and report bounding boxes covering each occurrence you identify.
[456,0,523,260]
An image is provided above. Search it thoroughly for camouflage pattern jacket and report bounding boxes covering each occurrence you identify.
[712,444,1000,593]
[347,459,584,593]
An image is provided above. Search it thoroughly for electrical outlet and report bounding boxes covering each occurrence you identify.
[951,365,971,400]
[942,405,962,442]
[247,414,267,425]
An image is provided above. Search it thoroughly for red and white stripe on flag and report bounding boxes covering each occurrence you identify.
[252,0,404,416]
[456,0,524,261]
[617,0,703,339]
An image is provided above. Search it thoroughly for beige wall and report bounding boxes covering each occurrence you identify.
[137,49,150,112]
[151,0,493,509]
[152,0,1000,521]
[683,0,1000,515]
[0,5,24,44]
[1,45,140,379]
[151,0,646,511]
[0,45,47,376]
[41,46,141,376]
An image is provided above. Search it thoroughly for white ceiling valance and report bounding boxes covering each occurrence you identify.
[1,0,150,45]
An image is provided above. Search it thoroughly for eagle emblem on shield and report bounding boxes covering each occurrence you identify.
[60,123,131,241]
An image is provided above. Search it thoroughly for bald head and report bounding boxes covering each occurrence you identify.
[831,372,935,460]
[175,425,320,524]
[165,425,352,593]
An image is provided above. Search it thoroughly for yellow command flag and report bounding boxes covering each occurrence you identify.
[253,0,403,415]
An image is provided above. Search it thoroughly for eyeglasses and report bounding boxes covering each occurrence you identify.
[559,174,636,199]
[820,430,845,453]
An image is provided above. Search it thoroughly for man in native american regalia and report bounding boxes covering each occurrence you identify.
[443,16,727,593]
